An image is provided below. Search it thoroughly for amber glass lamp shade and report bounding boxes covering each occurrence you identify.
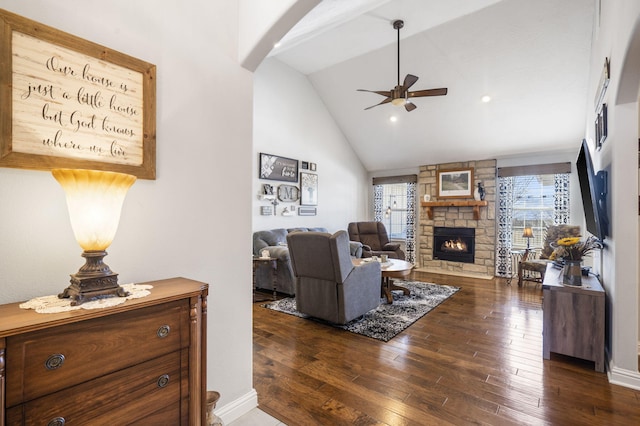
[52,169,136,305]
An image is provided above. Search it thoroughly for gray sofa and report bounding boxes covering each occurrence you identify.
[253,227,363,295]
[287,230,381,324]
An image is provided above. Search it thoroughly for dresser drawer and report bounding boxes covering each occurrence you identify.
[6,299,189,406]
[7,349,186,425]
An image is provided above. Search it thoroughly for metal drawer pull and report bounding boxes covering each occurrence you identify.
[157,374,170,388]
[48,417,65,426]
[45,354,65,370]
[157,325,171,338]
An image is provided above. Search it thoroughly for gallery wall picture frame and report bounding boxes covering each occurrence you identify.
[298,206,317,216]
[595,103,608,150]
[301,161,309,170]
[259,152,298,182]
[277,184,300,202]
[594,57,610,111]
[436,168,474,199]
[0,9,157,179]
[300,172,318,205]
[260,206,273,216]
[310,162,317,171]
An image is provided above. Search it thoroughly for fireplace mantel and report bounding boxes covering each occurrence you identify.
[421,200,488,220]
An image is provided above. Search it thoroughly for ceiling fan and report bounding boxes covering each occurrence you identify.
[358,20,447,112]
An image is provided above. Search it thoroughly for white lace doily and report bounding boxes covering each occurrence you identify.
[20,284,153,314]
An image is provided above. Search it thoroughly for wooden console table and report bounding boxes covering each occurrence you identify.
[0,277,208,425]
[421,200,488,220]
[542,264,605,372]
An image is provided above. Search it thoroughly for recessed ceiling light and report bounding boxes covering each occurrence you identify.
[273,41,282,48]
[481,95,492,103]
[389,115,398,122]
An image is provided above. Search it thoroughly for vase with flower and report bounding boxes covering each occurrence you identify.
[552,236,602,286]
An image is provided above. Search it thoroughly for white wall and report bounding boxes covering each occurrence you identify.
[0,0,257,421]
[252,57,370,233]
[587,0,640,389]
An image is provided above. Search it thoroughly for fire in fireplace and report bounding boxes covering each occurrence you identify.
[433,227,475,263]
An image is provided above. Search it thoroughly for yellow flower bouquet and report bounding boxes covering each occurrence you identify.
[553,235,602,261]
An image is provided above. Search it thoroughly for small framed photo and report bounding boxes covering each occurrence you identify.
[436,168,474,199]
[298,206,317,216]
[595,103,608,150]
[301,161,309,170]
[260,206,273,215]
[310,163,317,171]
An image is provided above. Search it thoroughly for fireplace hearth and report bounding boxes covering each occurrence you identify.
[433,227,475,263]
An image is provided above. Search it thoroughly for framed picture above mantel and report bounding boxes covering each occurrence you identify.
[0,9,157,179]
[436,168,474,199]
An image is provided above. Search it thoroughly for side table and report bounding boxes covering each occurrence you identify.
[252,257,278,300]
[507,247,539,285]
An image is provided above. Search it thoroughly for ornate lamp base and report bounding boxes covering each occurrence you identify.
[58,250,130,306]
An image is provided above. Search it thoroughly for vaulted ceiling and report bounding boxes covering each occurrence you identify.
[267,0,595,171]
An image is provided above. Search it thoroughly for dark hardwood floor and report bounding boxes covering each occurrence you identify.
[253,271,640,425]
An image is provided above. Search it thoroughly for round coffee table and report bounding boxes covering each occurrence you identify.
[353,258,413,303]
[380,259,413,303]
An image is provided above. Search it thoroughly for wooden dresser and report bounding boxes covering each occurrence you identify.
[542,264,605,372]
[0,277,208,425]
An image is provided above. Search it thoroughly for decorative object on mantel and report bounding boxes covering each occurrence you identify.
[552,236,603,286]
[423,194,431,202]
[474,181,485,201]
[53,168,136,305]
[20,283,152,313]
[0,9,157,179]
[263,280,459,342]
[437,168,474,198]
[421,200,488,220]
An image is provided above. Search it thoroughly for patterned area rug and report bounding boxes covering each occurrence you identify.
[262,280,459,342]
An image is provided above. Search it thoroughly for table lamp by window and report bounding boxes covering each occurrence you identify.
[52,169,136,305]
[522,227,534,249]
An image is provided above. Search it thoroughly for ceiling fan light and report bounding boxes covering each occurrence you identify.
[391,97,405,106]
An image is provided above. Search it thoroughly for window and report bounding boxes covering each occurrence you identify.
[382,183,408,240]
[494,162,571,277]
[511,174,556,248]
[372,175,417,263]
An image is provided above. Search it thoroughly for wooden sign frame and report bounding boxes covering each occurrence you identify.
[0,9,156,179]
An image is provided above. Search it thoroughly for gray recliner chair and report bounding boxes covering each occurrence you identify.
[286,230,381,325]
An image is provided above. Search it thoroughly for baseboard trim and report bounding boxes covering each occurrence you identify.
[607,361,640,391]
[214,388,258,424]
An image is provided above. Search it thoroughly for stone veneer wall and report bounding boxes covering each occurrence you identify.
[418,160,496,277]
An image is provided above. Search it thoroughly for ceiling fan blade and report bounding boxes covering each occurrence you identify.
[364,97,392,110]
[408,88,448,98]
[402,74,419,91]
[405,102,417,112]
[357,89,392,98]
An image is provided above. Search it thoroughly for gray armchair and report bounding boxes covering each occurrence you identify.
[347,221,405,260]
[286,230,381,324]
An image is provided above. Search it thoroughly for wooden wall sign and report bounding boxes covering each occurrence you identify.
[0,9,156,179]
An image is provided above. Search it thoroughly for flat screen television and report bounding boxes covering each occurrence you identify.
[576,139,608,240]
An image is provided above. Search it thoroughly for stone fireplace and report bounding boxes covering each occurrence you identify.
[417,160,496,277]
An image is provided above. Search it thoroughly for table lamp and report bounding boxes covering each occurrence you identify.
[522,227,534,249]
[52,168,136,305]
